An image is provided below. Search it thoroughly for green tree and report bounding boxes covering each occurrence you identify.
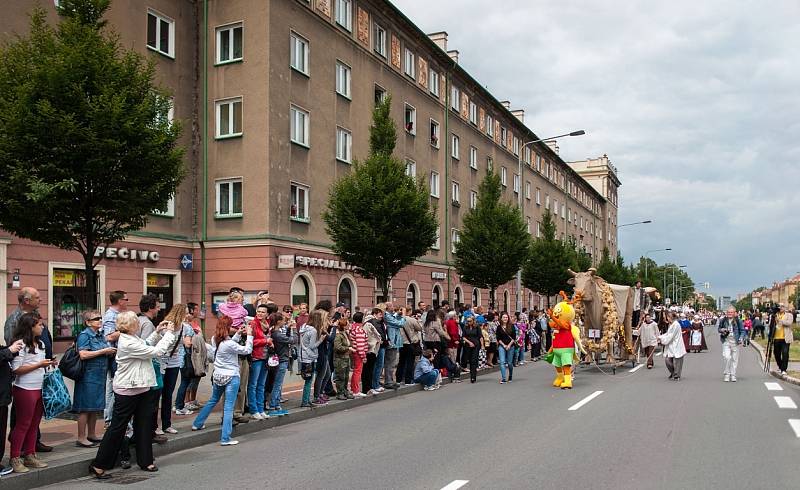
[454,170,529,308]
[323,95,437,299]
[522,210,572,307]
[0,0,184,307]
[596,247,619,283]
[564,235,592,272]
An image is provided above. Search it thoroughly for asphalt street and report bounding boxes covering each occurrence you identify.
[46,326,800,490]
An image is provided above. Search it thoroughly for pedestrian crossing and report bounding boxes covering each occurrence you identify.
[762,380,800,437]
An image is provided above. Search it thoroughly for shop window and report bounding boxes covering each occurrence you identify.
[337,278,354,309]
[472,288,480,307]
[146,273,174,324]
[406,283,417,307]
[374,279,393,304]
[291,275,311,306]
[52,268,100,340]
[454,287,462,307]
[432,284,442,309]
[503,290,510,312]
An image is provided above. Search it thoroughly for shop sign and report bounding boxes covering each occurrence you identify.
[279,254,353,270]
[53,269,76,287]
[94,246,160,262]
[431,271,447,280]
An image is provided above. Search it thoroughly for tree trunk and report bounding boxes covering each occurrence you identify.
[489,287,496,309]
[380,276,390,304]
[82,248,98,309]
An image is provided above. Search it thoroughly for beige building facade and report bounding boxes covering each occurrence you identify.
[1,0,619,345]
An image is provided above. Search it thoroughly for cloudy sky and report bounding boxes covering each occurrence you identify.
[393,0,800,299]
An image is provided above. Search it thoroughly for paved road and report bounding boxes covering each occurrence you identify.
[46,327,800,490]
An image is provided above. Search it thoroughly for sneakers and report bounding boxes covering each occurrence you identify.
[251,412,264,420]
[355,392,367,398]
[154,428,165,435]
[730,376,737,382]
[175,408,194,416]
[376,387,385,393]
[300,402,313,408]
[164,427,178,434]
[0,465,13,476]
[500,379,506,384]
[9,457,28,473]
[23,454,48,469]
[260,412,270,419]
[184,401,199,410]
[345,392,355,399]
[268,408,288,417]
[191,425,206,431]
[220,440,239,446]
[423,385,435,391]
[723,374,730,382]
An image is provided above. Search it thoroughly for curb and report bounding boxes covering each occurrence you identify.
[1,364,505,489]
[750,341,800,386]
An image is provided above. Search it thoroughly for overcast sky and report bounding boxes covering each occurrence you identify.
[393,0,800,299]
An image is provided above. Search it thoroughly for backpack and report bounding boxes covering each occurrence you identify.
[59,342,84,381]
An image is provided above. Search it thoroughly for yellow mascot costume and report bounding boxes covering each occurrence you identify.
[546,292,585,389]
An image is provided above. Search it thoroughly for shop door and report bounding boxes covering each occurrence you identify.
[147,274,174,324]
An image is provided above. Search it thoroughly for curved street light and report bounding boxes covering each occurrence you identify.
[644,248,672,278]
[619,220,653,228]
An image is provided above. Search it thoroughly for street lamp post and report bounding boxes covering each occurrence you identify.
[618,220,653,228]
[644,248,671,278]
[515,130,585,311]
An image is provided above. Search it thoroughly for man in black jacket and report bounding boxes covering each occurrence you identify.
[0,339,25,475]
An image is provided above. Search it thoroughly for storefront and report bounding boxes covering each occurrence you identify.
[144,268,181,324]
[49,262,106,340]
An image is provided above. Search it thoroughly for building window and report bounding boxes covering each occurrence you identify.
[486,115,494,137]
[451,86,460,111]
[536,188,541,205]
[51,267,102,340]
[290,105,310,147]
[152,195,175,217]
[373,22,386,57]
[526,217,531,233]
[335,0,352,31]
[501,167,507,187]
[215,97,242,138]
[535,154,542,172]
[487,156,493,171]
[562,203,566,218]
[336,127,352,163]
[554,199,559,216]
[404,48,415,79]
[536,222,541,238]
[430,171,440,198]
[404,104,416,134]
[513,137,520,156]
[374,84,386,105]
[523,146,531,165]
[291,274,311,306]
[428,69,440,97]
[525,181,531,200]
[545,194,550,209]
[432,226,440,250]
[451,134,460,160]
[338,278,354,309]
[335,61,351,98]
[472,288,480,307]
[513,174,520,194]
[500,127,507,145]
[290,31,309,75]
[290,182,310,222]
[469,101,477,125]
[452,181,460,206]
[430,119,440,148]
[146,9,174,58]
[451,229,460,253]
[469,146,477,169]
[216,23,242,64]
[469,190,477,209]
[216,178,242,218]
[405,159,416,178]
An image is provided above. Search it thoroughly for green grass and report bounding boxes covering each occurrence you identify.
[753,329,800,362]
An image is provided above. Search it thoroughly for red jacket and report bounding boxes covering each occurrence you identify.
[249,317,270,360]
[445,318,460,348]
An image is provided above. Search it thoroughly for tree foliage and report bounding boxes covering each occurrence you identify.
[522,210,572,306]
[323,95,437,298]
[454,170,529,308]
[0,0,184,306]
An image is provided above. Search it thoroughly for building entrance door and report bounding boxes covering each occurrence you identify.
[147,273,174,324]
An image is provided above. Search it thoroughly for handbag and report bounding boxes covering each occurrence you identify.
[42,368,72,420]
[59,343,84,380]
[151,359,164,390]
[212,372,233,386]
[181,350,196,379]
[300,362,314,380]
[267,354,280,367]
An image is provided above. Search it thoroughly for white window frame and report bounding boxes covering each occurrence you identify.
[501,167,507,187]
[405,159,416,178]
[404,48,415,79]
[525,181,531,200]
[373,22,387,57]
[290,31,309,75]
[336,126,352,163]
[526,217,531,233]
[216,22,243,64]
[290,104,310,147]
[451,134,460,160]
[451,86,460,111]
[523,146,531,165]
[215,178,243,218]
[486,115,494,137]
[452,181,460,205]
[215,97,243,139]
[513,137,520,156]
[290,182,310,222]
[430,119,440,148]
[335,60,351,98]
[432,226,440,250]
[536,221,542,238]
[146,9,175,58]
[469,101,478,125]
[469,146,478,169]
[335,0,352,31]
[430,171,440,198]
[404,103,416,135]
[536,188,541,205]
[152,195,175,217]
[451,229,460,253]
[469,190,477,209]
[513,174,520,194]
[545,194,550,209]
[554,199,559,216]
[428,69,440,97]
[487,156,493,171]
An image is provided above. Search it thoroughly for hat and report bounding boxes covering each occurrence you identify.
[335,302,346,308]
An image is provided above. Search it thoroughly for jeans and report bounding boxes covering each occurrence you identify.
[721,337,739,376]
[192,376,240,443]
[774,339,790,372]
[414,370,439,388]
[397,345,415,384]
[384,348,399,386]
[498,345,516,381]
[515,343,525,364]
[104,372,115,422]
[301,361,316,405]
[234,358,250,416]
[160,367,180,430]
[372,347,386,390]
[175,370,194,410]
[248,359,268,414]
[314,359,331,399]
[268,361,288,410]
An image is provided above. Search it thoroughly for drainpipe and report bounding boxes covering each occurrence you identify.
[444,72,451,304]
[200,0,208,326]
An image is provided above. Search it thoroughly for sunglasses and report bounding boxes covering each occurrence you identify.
[89,317,102,321]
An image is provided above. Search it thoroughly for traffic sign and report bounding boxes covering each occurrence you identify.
[179,253,193,271]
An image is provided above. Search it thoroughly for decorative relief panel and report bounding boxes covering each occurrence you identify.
[390,35,401,69]
[494,120,501,144]
[479,108,485,132]
[418,57,428,87]
[316,0,330,18]
[461,94,469,119]
[356,7,369,46]
[440,76,446,102]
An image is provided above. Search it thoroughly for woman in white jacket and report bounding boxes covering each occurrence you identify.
[658,312,687,380]
[90,311,177,479]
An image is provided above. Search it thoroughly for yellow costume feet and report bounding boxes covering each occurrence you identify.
[552,367,564,387]
[561,366,573,389]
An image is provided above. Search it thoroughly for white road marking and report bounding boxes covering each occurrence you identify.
[765,382,783,391]
[283,388,303,395]
[789,419,800,438]
[774,396,797,409]
[655,352,662,357]
[441,480,469,490]
[568,390,604,411]
[629,364,644,373]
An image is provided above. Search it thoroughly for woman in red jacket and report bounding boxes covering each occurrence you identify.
[445,311,461,366]
[247,304,272,420]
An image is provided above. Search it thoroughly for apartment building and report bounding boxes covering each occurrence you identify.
[0,0,619,346]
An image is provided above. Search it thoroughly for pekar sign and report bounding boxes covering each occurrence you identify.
[94,246,160,262]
